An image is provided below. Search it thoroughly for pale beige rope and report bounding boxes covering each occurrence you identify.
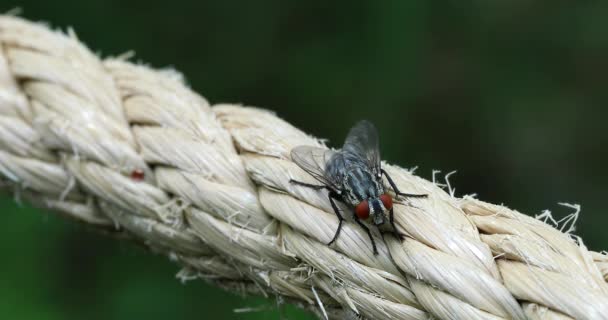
[0,15,607,320]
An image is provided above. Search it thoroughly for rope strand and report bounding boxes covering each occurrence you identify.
[0,15,607,319]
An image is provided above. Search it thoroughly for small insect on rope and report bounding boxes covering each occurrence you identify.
[290,120,427,255]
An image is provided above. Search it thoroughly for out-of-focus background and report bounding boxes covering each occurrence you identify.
[1,1,607,319]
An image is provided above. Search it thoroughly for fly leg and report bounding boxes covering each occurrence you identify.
[289,179,350,252]
[381,169,428,199]
[352,213,378,255]
[289,179,327,190]
[289,179,347,248]
[389,207,405,241]
[327,191,346,247]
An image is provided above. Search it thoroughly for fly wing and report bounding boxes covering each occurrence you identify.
[342,120,381,175]
[290,145,339,189]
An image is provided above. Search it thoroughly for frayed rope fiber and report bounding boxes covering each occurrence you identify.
[0,15,607,320]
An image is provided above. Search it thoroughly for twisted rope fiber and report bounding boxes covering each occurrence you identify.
[0,15,607,320]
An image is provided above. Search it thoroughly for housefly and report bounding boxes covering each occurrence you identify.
[290,120,427,255]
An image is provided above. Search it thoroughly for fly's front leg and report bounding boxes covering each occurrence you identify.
[381,169,427,199]
[289,179,345,247]
[352,213,378,255]
[327,191,345,246]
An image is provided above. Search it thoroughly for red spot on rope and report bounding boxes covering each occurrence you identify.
[131,169,144,181]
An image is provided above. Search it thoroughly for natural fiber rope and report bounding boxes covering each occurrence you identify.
[0,15,607,320]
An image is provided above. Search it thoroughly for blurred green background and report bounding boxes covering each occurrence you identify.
[1,1,607,319]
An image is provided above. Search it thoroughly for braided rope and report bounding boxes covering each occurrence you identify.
[0,15,607,320]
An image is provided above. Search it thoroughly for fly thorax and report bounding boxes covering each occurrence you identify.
[369,198,386,225]
[373,175,386,195]
[344,167,379,202]
[341,181,359,206]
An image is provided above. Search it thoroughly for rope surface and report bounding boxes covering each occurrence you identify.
[0,15,607,320]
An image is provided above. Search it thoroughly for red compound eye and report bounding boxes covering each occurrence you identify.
[355,200,370,219]
[131,169,145,181]
[380,194,393,210]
